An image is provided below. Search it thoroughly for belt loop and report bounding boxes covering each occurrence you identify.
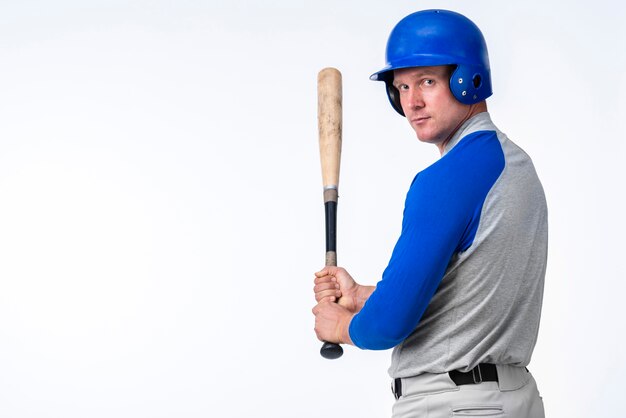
[391,377,402,400]
[472,364,483,384]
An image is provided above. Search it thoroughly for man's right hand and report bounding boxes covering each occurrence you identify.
[313,267,363,313]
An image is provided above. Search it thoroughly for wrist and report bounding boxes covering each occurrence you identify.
[355,285,376,310]
[340,313,355,345]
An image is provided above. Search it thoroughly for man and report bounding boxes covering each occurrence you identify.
[312,9,547,418]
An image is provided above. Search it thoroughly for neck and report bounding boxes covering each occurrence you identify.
[437,101,488,155]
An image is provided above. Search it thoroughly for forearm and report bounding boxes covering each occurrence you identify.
[355,285,376,312]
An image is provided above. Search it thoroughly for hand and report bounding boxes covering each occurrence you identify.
[312,299,354,345]
[313,266,361,313]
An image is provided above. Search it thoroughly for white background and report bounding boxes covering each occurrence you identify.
[1,1,624,417]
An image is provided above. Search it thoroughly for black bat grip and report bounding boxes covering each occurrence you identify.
[320,196,344,359]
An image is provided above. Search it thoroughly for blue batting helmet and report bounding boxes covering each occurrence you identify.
[371,10,492,115]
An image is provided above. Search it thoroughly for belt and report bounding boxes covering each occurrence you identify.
[392,364,499,400]
[449,363,498,386]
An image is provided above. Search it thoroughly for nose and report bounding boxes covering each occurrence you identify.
[401,87,424,111]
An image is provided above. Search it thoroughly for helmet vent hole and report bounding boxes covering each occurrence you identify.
[473,74,482,89]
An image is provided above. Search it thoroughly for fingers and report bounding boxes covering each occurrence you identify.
[314,278,341,302]
[312,301,331,341]
[313,267,348,304]
[312,300,353,344]
[314,266,344,278]
[313,279,338,292]
[315,290,341,302]
[314,267,331,278]
[312,298,334,317]
[314,273,337,286]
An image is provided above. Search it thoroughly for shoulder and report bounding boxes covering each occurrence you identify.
[413,130,504,195]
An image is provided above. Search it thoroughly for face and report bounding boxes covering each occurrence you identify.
[393,66,475,153]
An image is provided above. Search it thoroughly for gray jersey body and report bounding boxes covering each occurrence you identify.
[390,113,548,378]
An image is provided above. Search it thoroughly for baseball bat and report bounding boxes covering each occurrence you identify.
[317,67,344,360]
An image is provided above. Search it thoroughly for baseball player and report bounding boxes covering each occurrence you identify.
[312,9,547,417]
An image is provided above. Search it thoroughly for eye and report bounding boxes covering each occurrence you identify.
[396,83,409,91]
[422,79,435,87]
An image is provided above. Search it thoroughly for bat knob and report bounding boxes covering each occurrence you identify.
[320,342,343,359]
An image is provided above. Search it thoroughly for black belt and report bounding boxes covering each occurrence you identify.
[392,364,499,399]
[449,363,498,386]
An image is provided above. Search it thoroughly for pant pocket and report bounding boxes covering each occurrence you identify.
[451,404,505,416]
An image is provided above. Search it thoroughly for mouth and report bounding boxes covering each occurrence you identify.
[410,116,430,125]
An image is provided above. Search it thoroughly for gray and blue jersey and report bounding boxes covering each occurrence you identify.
[349,112,547,378]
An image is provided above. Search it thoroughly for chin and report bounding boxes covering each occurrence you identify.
[415,132,436,144]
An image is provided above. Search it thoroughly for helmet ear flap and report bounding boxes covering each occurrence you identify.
[385,81,405,116]
[449,65,492,105]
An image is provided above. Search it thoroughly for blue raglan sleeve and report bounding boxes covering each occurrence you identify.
[348,131,505,350]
